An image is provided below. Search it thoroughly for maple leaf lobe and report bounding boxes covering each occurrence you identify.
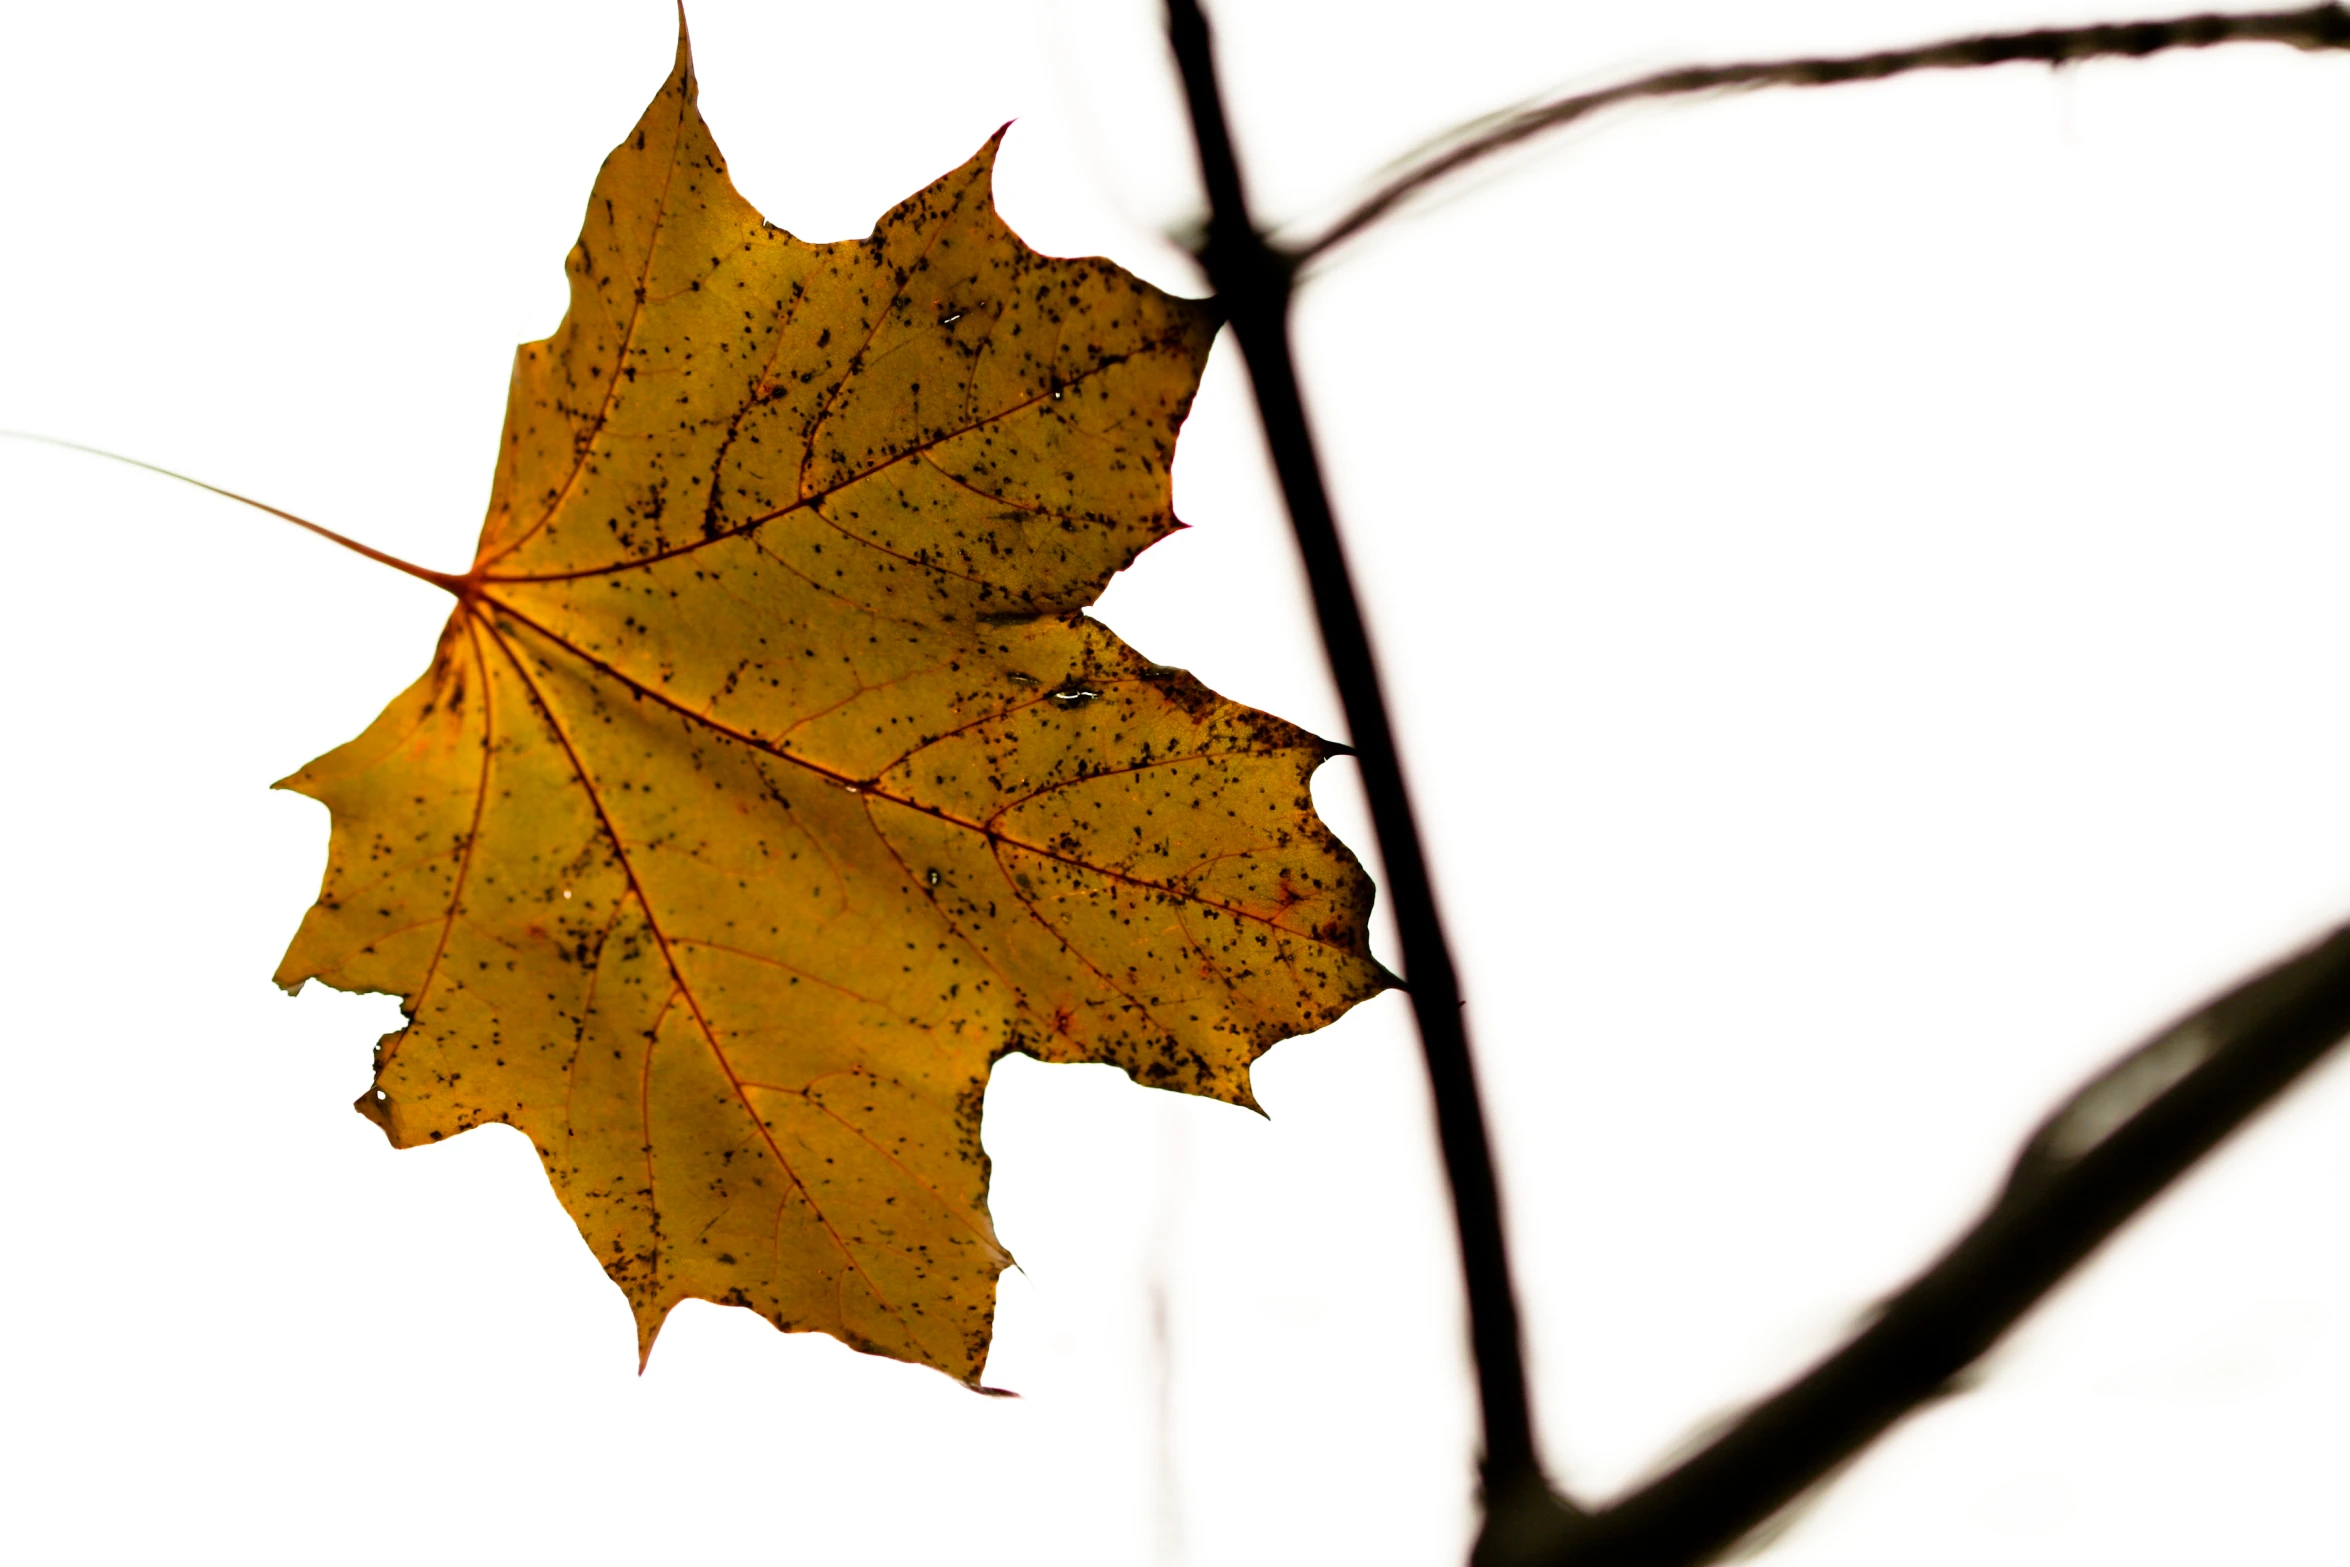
[274,25,1385,1382]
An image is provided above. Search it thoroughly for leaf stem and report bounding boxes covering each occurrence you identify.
[1555,921,2350,1565]
[0,430,467,595]
[1162,2,1579,1551]
[1292,3,2350,264]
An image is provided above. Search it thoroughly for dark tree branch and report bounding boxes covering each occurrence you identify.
[1166,6,2350,1563]
[1162,0,1580,1551]
[1293,3,2350,264]
[1555,921,2350,1565]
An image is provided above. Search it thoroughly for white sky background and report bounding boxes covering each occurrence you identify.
[4,0,2350,1561]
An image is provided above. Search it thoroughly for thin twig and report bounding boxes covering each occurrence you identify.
[1294,3,2350,264]
[1554,921,2350,1565]
[1162,1,1581,1553]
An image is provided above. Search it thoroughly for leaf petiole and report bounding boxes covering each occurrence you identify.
[0,429,469,596]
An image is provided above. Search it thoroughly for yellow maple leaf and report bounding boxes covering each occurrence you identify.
[273,24,1387,1382]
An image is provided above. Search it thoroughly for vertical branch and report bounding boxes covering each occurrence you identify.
[1158,5,2350,1563]
[1162,1,1575,1550]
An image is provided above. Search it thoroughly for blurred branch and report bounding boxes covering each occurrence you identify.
[1553,921,2350,1565]
[1293,3,2350,264]
[1163,0,1583,1552]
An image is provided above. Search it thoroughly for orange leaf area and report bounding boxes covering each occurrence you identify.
[273,27,1386,1382]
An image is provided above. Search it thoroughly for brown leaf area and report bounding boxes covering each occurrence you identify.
[272,29,1386,1382]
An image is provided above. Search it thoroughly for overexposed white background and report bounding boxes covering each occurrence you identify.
[5,1,2350,1561]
